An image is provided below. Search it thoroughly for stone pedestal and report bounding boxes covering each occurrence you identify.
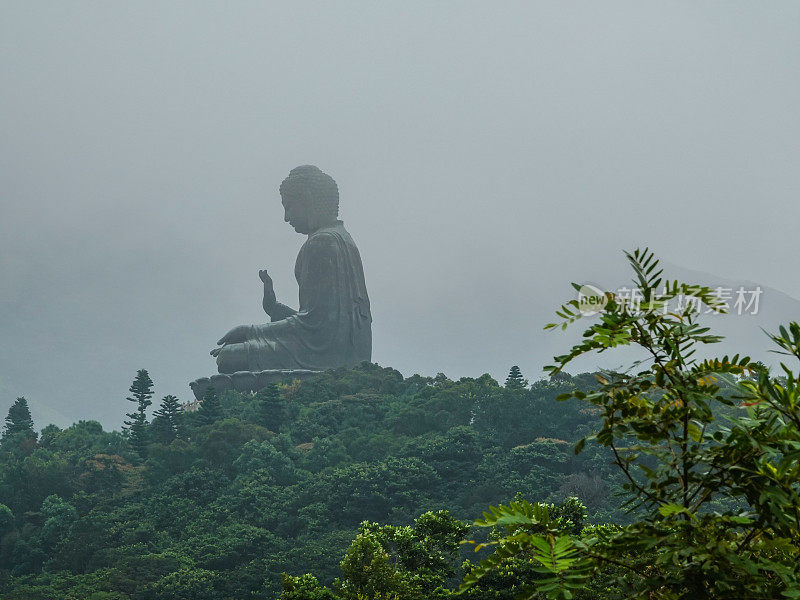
[189,369,322,401]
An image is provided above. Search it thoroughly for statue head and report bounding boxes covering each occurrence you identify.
[279,165,339,234]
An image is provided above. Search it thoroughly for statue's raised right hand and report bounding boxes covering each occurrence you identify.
[260,269,276,307]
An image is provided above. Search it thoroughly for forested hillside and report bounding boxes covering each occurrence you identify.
[0,363,627,599]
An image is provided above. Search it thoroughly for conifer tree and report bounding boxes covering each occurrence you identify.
[152,394,183,443]
[3,397,35,438]
[123,369,154,456]
[1,397,37,452]
[197,386,222,426]
[258,384,285,432]
[505,365,525,388]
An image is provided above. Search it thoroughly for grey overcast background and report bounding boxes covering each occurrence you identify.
[2,2,799,428]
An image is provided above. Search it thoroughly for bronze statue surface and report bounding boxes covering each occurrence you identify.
[192,165,371,399]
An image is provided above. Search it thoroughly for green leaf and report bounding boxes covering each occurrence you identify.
[658,503,689,518]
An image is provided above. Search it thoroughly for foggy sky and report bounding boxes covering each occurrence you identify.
[2,2,799,428]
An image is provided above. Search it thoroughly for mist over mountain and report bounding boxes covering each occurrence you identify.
[1,253,797,430]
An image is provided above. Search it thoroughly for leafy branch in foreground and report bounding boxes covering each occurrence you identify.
[462,249,800,599]
[460,500,592,600]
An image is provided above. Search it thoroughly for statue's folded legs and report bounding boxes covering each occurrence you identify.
[215,338,301,373]
[214,343,251,373]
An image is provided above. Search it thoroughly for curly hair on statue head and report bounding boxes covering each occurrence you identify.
[279,165,339,225]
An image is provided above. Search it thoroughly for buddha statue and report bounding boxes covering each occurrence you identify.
[208,165,372,376]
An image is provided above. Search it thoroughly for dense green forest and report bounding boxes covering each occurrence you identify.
[0,362,627,599]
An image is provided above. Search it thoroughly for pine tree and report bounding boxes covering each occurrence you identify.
[1,398,37,452]
[123,369,154,456]
[152,394,183,443]
[258,384,285,432]
[505,365,525,388]
[197,386,222,426]
[3,397,35,438]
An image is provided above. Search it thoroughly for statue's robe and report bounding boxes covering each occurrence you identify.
[215,221,372,373]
